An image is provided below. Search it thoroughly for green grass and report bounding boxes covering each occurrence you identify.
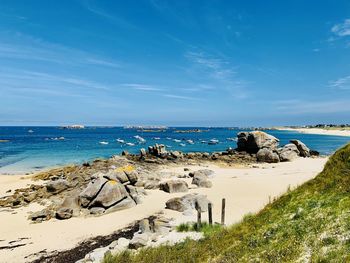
[176,222,223,236]
[104,143,350,263]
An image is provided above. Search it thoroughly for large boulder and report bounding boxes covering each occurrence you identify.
[166,194,210,213]
[279,144,300,162]
[56,207,73,220]
[90,180,128,208]
[56,195,80,219]
[257,148,280,163]
[237,131,279,153]
[79,176,108,207]
[160,180,188,193]
[191,173,212,188]
[290,140,311,157]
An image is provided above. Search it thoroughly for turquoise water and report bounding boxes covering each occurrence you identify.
[0,127,349,174]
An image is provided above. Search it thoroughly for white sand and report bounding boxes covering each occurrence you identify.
[0,157,327,262]
[277,127,350,137]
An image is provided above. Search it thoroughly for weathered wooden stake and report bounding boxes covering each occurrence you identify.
[208,203,213,225]
[197,207,202,230]
[221,198,226,225]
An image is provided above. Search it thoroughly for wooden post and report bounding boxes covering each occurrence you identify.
[208,203,213,225]
[197,207,201,230]
[221,198,226,225]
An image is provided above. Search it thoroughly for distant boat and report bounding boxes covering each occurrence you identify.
[227,137,237,142]
[208,139,219,145]
[125,142,135,146]
[179,143,186,147]
[186,139,194,144]
[99,141,109,145]
[173,139,181,143]
[58,137,65,140]
[200,140,207,144]
[28,129,34,133]
[134,135,146,143]
[166,137,172,140]
[153,137,161,140]
[116,138,125,143]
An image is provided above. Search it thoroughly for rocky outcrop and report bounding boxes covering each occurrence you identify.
[160,180,188,193]
[257,148,280,163]
[237,131,279,153]
[148,144,167,157]
[89,180,128,208]
[79,176,108,207]
[46,179,70,194]
[190,170,213,188]
[290,140,311,157]
[278,144,300,162]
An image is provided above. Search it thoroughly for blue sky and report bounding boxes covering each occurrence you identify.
[0,0,349,126]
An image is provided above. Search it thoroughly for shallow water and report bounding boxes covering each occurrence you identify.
[0,127,349,174]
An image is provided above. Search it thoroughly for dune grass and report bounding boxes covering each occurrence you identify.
[104,144,350,262]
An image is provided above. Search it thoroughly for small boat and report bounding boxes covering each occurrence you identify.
[166,137,172,140]
[58,137,65,140]
[134,135,146,143]
[166,145,172,148]
[227,137,237,141]
[200,140,207,144]
[208,139,219,145]
[153,137,161,140]
[179,143,186,147]
[186,139,194,144]
[99,141,109,145]
[173,139,181,143]
[28,129,34,133]
[116,138,125,143]
[125,142,135,146]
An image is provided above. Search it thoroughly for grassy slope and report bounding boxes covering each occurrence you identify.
[105,144,350,263]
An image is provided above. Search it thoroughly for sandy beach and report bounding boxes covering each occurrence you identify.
[277,127,350,137]
[0,157,327,263]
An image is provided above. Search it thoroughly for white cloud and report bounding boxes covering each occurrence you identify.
[163,94,202,101]
[121,83,162,91]
[331,19,350,37]
[329,75,350,90]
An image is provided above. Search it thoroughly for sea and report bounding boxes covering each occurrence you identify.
[0,126,349,174]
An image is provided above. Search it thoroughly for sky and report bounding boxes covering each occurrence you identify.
[0,0,349,126]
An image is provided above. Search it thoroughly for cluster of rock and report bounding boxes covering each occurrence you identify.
[237,131,318,163]
[166,193,211,214]
[76,215,202,263]
[28,168,146,222]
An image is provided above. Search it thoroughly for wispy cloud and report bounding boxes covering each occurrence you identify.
[273,99,350,114]
[0,33,121,68]
[121,83,162,91]
[185,50,249,99]
[329,75,350,90]
[331,19,350,37]
[163,94,202,101]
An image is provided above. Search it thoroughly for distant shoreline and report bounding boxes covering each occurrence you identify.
[276,127,350,137]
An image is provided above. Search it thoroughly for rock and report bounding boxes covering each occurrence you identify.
[129,233,151,249]
[126,185,146,204]
[140,148,147,157]
[257,148,280,163]
[160,180,188,193]
[310,150,320,156]
[23,192,36,203]
[59,195,80,217]
[117,237,130,248]
[29,209,53,222]
[148,144,167,157]
[166,194,210,213]
[144,180,160,190]
[84,247,110,263]
[237,131,279,153]
[125,171,138,185]
[105,197,136,213]
[79,176,108,207]
[104,171,128,184]
[89,207,105,215]
[191,173,212,188]
[56,207,73,220]
[139,219,151,233]
[46,179,70,194]
[90,180,128,208]
[152,217,171,235]
[290,140,311,157]
[170,151,182,158]
[121,150,129,156]
[278,144,300,162]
